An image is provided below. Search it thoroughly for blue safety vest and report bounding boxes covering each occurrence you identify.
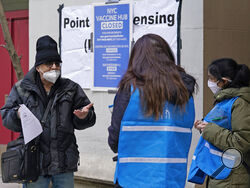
[188,97,238,184]
[114,89,195,188]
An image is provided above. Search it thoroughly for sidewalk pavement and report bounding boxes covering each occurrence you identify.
[0,177,22,188]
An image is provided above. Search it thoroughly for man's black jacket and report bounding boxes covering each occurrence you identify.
[1,67,96,175]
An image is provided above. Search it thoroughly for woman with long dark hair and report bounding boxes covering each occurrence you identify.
[108,34,197,188]
[188,58,250,187]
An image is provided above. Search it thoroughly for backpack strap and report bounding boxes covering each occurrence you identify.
[41,98,54,126]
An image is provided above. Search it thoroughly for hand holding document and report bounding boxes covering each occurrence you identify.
[19,104,43,144]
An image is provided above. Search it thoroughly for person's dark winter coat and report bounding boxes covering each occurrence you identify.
[1,67,96,175]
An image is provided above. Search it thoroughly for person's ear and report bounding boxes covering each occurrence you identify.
[221,77,232,87]
[36,66,44,75]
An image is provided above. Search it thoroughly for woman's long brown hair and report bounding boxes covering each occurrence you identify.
[119,34,189,119]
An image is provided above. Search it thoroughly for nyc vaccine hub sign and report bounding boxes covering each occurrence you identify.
[60,0,180,90]
[93,3,132,90]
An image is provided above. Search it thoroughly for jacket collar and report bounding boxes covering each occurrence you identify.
[20,67,41,95]
[215,87,250,103]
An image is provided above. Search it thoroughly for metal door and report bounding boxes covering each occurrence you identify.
[0,10,29,144]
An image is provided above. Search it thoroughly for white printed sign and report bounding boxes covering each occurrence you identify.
[133,0,179,61]
[61,5,93,88]
[60,0,180,89]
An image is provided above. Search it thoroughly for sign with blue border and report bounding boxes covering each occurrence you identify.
[93,3,131,90]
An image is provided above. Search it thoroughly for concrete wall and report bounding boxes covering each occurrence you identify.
[203,0,250,115]
[181,0,203,187]
[2,0,28,11]
[29,0,203,187]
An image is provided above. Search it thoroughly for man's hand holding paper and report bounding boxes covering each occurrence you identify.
[19,104,43,144]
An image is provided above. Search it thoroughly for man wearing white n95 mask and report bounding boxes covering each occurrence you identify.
[1,35,96,188]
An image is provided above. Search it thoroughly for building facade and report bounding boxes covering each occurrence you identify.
[1,0,249,188]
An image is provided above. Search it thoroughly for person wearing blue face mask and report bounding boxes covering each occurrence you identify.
[188,58,250,188]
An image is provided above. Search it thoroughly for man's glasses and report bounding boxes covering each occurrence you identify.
[44,62,61,68]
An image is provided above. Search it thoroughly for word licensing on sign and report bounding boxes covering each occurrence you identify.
[63,12,175,29]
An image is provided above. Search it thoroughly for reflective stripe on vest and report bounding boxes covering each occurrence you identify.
[122,125,191,133]
[119,157,187,163]
[188,97,238,184]
[115,88,195,188]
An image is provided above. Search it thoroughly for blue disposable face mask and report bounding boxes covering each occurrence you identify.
[207,80,221,94]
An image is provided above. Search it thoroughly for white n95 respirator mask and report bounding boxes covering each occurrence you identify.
[42,70,60,84]
[207,80,221,94]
